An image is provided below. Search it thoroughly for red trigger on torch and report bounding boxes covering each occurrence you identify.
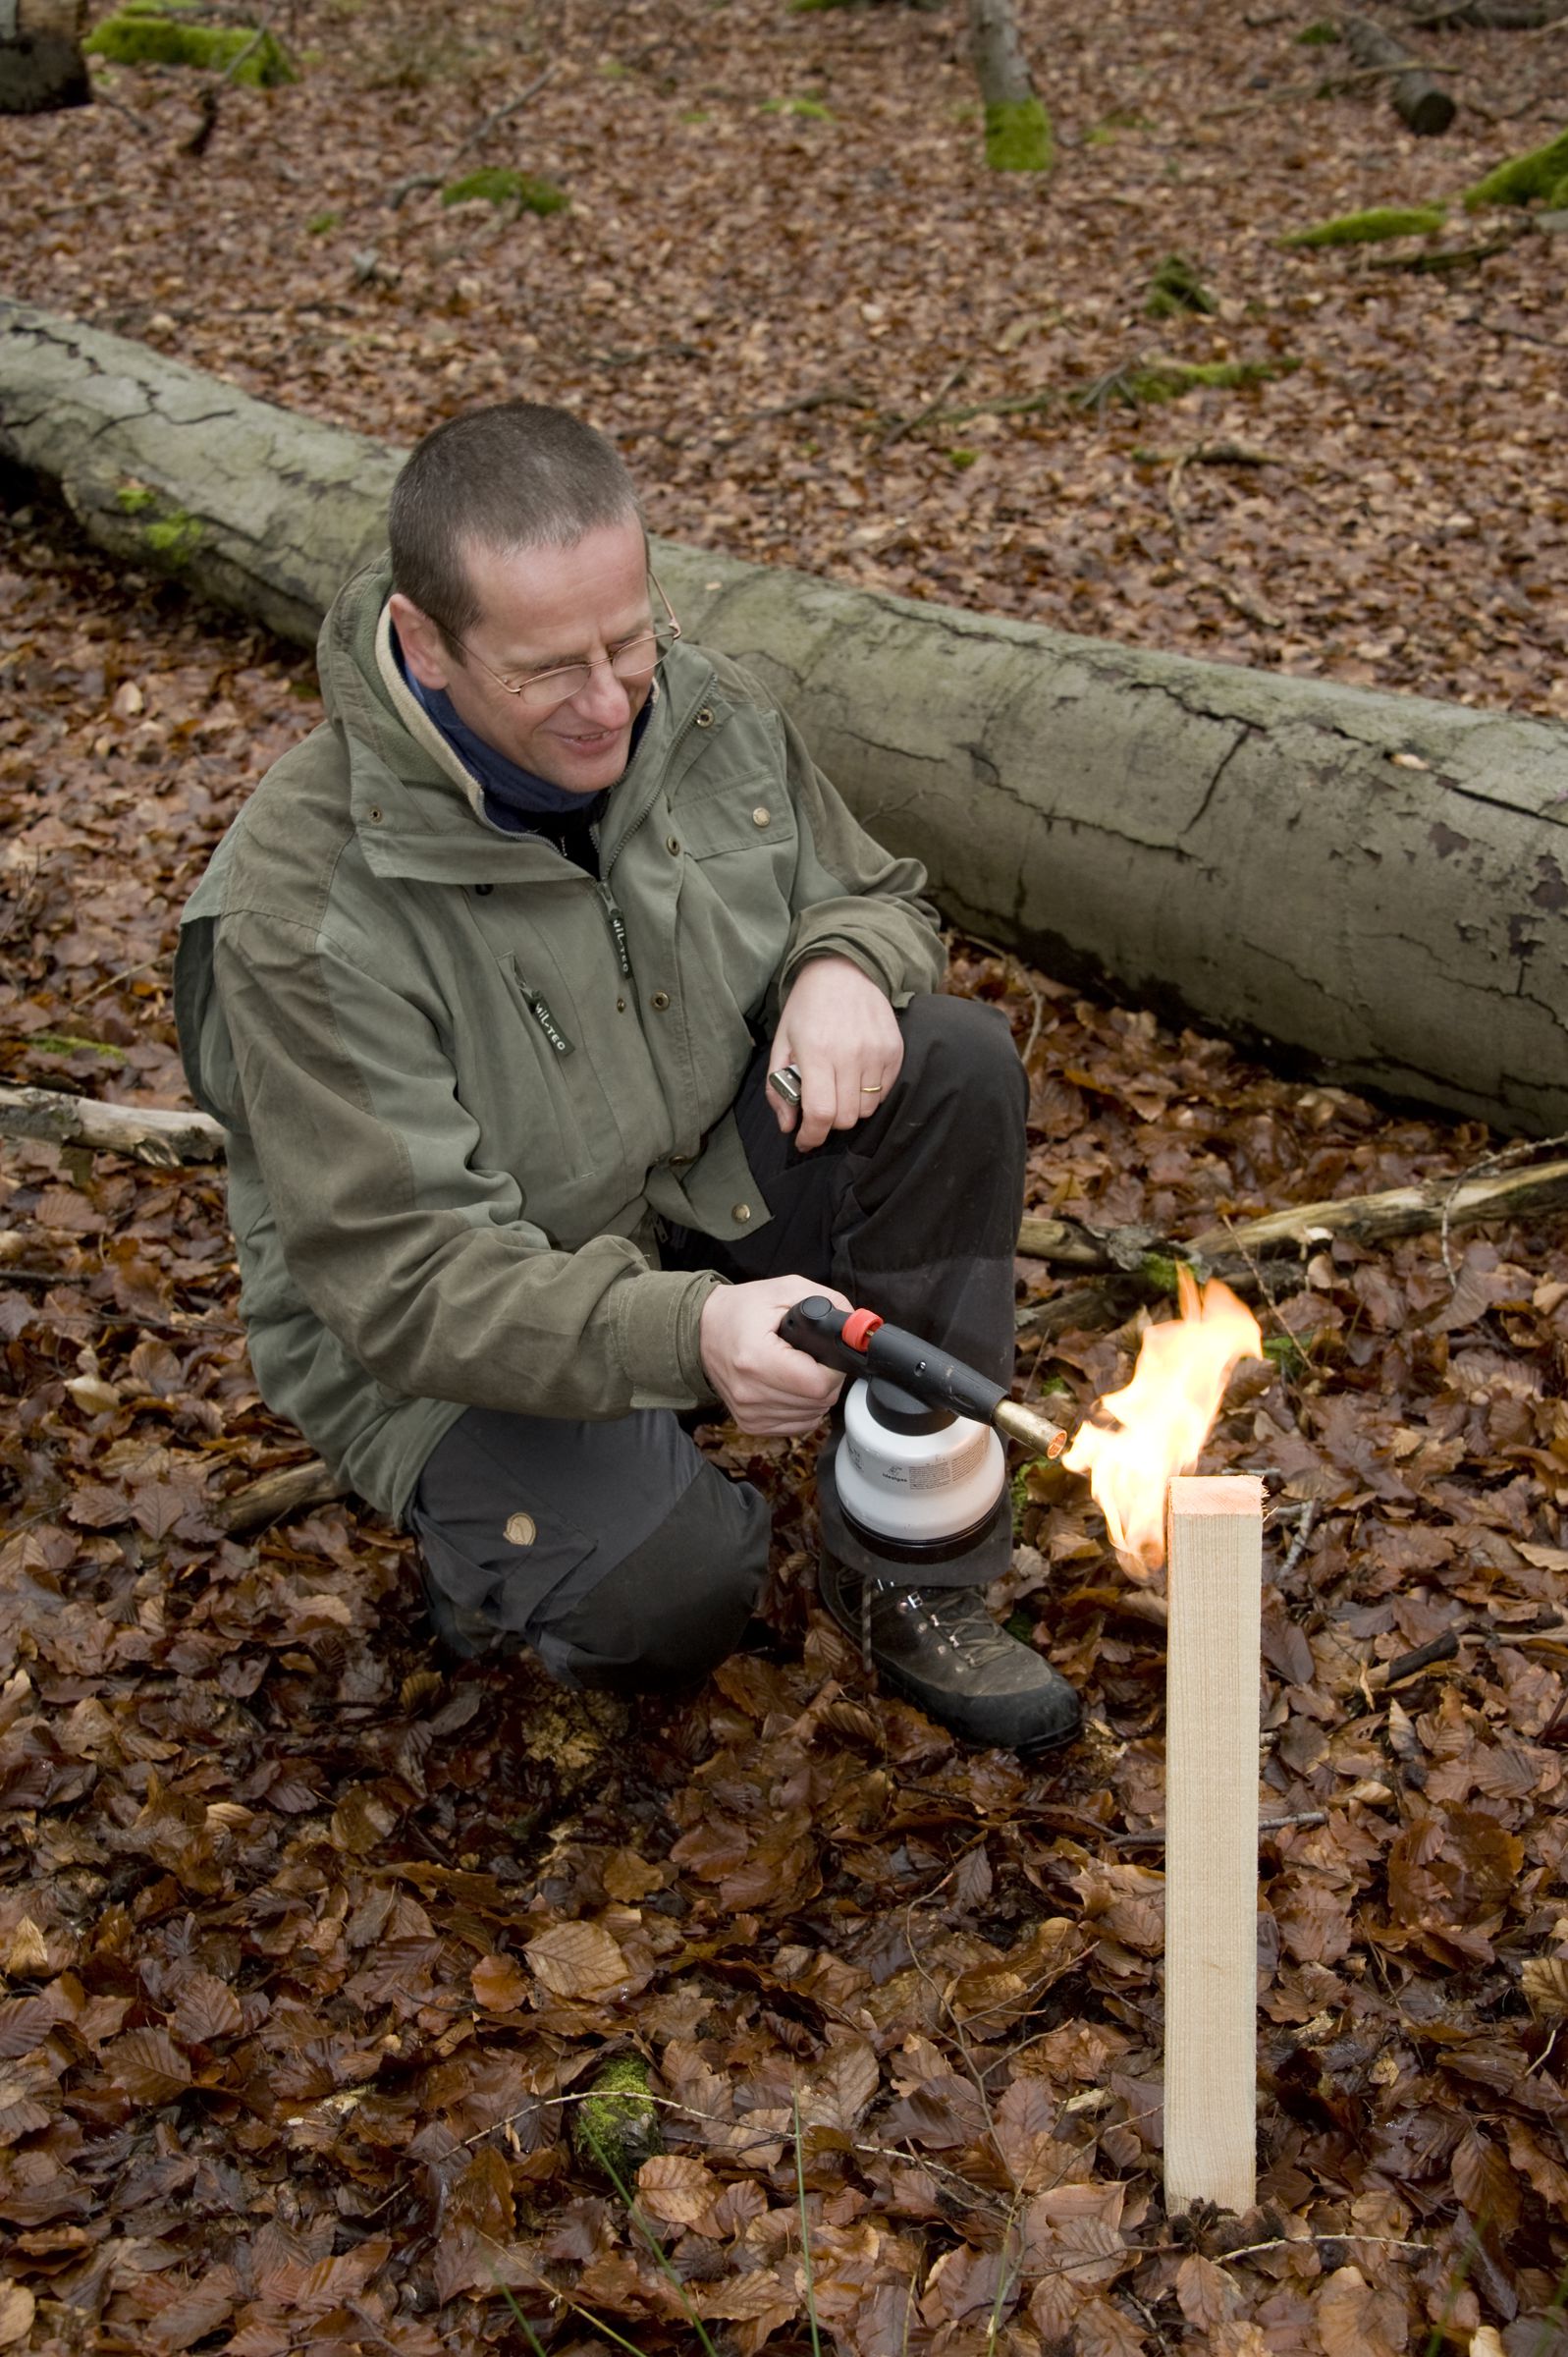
[841,1308,883,1353]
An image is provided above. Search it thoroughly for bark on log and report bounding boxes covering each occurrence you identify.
[1344,14,1456,137]
[0,0,89,111]
[3,299,1567,1136]
[0,1083,227,1166]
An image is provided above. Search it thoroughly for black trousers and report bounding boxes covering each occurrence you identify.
[410,992,1027,1691]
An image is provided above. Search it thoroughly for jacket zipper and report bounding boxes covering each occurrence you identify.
[520,984,574,1056]
[597,882,633,978]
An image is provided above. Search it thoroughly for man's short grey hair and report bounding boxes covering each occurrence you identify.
[389,401,643,658]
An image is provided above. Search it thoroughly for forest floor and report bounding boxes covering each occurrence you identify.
[3,0,1568,2350]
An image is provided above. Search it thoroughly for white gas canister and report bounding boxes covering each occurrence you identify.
[836,1377,1007,1548]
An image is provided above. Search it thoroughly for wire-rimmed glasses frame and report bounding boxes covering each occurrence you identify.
[448,572,681,715]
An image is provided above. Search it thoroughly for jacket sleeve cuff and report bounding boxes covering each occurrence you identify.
[617,1268,726,1409]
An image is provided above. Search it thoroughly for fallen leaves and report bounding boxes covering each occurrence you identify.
[1,33,1566,2339]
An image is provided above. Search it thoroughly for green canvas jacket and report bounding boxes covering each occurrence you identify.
[175,557,946,1519]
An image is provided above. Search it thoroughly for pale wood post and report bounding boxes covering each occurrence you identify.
[1163,1473,1264,2214]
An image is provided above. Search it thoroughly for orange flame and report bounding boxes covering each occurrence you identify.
[1062,1268,1264,1574]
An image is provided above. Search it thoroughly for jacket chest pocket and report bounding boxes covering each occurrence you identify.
[670,789,800,1021]
[494,954,600,1200]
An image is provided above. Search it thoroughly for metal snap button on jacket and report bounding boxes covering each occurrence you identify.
[732,1203,752,1223]
[752,806,771,827]
[666,836,680,855]
[695,707,714,728]
[650,990,671,1011]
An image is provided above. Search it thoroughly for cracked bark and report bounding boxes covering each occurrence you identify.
[4,297,1568,1133]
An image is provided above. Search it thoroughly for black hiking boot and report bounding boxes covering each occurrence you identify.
[817,1555,1082,1754]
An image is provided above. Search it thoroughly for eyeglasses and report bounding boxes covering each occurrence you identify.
[453,573,681,715]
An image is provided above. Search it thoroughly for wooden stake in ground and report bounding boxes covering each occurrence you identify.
[1163,1473,1264,2216]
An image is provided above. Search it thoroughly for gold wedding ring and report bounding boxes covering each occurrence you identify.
[859,1081,884,1094]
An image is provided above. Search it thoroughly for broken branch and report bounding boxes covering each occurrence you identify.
[0,1084,226,1168]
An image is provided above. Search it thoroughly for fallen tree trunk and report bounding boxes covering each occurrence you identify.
[0,0,89,111]
[1343,13,1455,136]
[3,298,1567,1135]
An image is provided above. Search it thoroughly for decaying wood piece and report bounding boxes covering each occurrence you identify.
[0,0,89,111]
[1163,1474,1264,2217]
[2,299,1567,1136]
[1184,1153,1568,1266]
[1405,0,1568,25]
[1015,1154,1568,1334]
[212,1458,347,1535]
[0,1085,226,1167]
[1343,12,1456,136]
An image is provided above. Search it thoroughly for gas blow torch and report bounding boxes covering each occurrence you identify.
[779,1295,1071,1463]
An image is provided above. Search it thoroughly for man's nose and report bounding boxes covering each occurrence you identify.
[571,658,633,728]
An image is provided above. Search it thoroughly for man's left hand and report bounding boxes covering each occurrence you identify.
[769,956,904,1151]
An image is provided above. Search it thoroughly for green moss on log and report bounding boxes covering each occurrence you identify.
[142,510,203,565]
[760,94,835,120]
[569,2055,663,2183]
[1280,204,1447,248]
[84,3,297,84]
[114,480,156,514]
[441,166,568,214]
[1463,125,1568,210]
[984,96,1054,174]
[1145,252,1217,319]
[1120,356,1296,406]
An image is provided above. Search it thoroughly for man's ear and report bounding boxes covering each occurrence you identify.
[388,591,456,691]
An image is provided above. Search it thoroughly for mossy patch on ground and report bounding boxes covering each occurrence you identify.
[1280,204,1447,247]
[441,167,568,215]
[1145,252,1217,318]
[1088,356,1297,409]
[85,2,297,84]
[984,95,1053,173]
[760,94,835,120]
[1464,124,1568,210]
[569,2055,663,2183]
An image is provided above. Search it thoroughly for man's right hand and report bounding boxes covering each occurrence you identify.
[699,1276,852,1437]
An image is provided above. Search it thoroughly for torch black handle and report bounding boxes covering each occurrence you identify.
[779,1295,1007,1425]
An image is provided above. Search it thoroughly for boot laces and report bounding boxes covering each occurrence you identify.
[883,1584,1017,1672]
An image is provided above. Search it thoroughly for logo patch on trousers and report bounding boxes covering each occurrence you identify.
[504,1512,537,1548]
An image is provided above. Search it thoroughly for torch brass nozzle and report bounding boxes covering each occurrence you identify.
[994,1398,1071,1462]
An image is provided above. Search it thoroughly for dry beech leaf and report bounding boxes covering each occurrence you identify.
[1317,2264,1406,2357]
[635,2154,721,2225]
[1522,1955,1568,2017]
[330,1785,399,1856]
[105,2027,191,2106]
[471,1952,528,2012]
[602,1846,667,1902]
[0,2284,35,2350]
[169,1971,243,2047]
[1175,2252,1236,2330]
[523,1920,629,2000]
